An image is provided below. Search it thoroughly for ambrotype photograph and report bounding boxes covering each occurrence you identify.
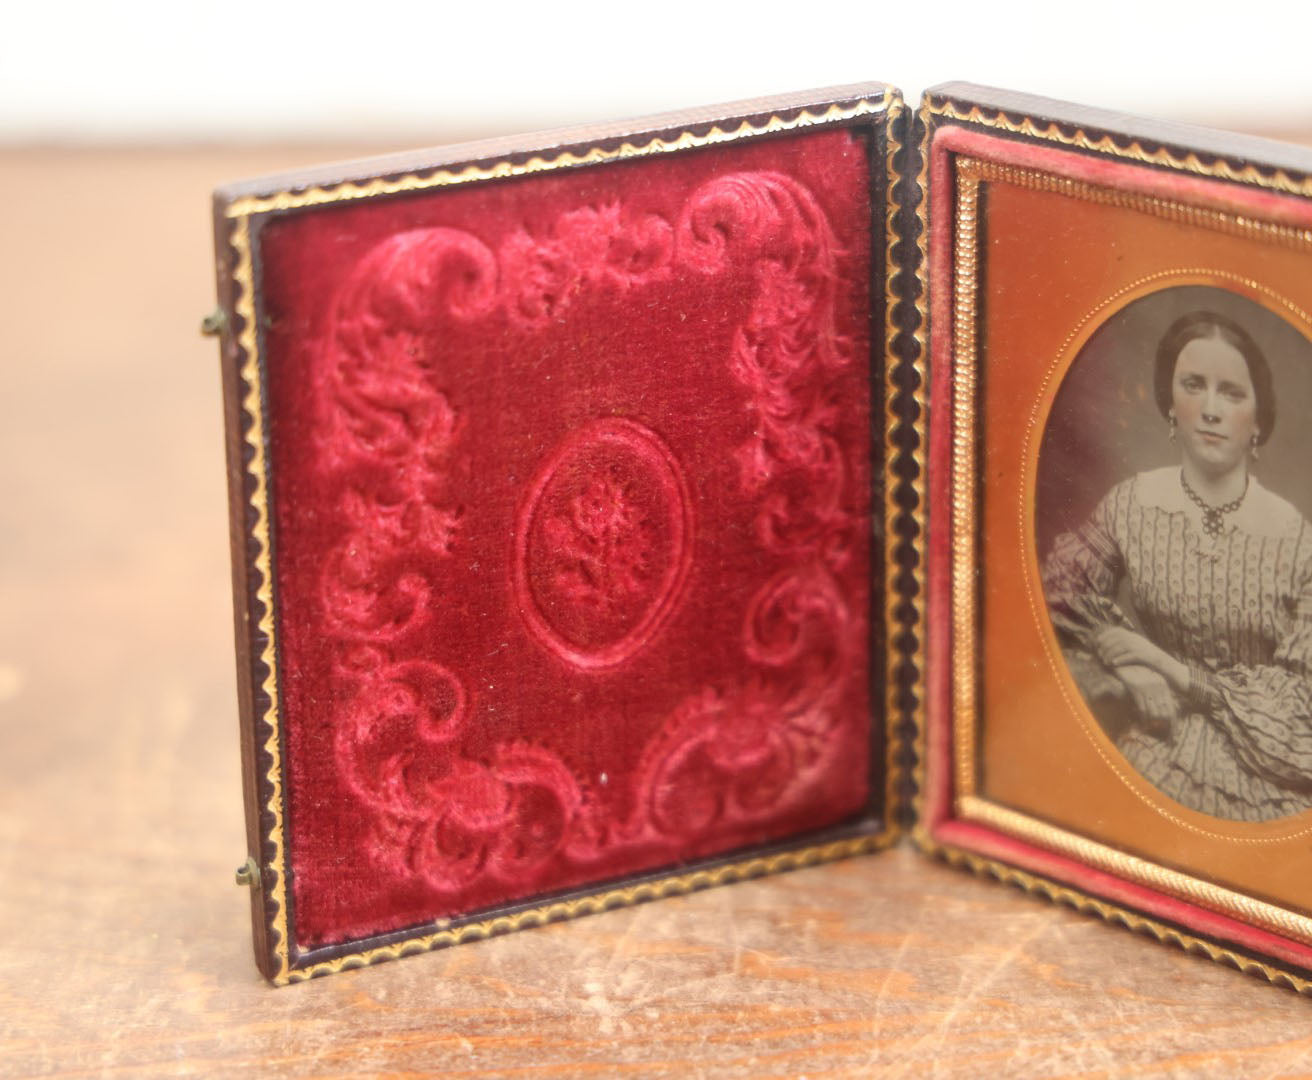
[1036,284,1312,823]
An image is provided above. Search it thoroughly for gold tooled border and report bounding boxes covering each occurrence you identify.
[224,93,901,984]
[917,98,1312,993]
[950,166,981,798]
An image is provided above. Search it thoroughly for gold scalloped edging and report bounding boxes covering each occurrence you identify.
[229,213,292,980]
[930,838,1312,995]
[223,97,888,220]
[284,832,891,983]
[959,796,1312,947]
[901,99,932,839]
[926,97,1312,200]
[224,95,895,985]
[881,92,909,834]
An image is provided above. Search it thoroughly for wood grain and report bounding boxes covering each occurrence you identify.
[5,146,1312,1078]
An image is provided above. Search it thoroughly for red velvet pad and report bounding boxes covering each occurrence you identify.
[259,129,875,949]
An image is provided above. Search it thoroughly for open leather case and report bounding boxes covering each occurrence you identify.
[210,81,1312,987]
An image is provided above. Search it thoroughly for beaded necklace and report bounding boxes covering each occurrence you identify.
[1180,471,1247,539]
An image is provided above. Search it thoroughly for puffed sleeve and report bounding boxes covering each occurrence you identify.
[1041,483,1135,649]
[1209,532,1312,787]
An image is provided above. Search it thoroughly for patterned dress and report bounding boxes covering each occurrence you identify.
[1043,466,1312,821]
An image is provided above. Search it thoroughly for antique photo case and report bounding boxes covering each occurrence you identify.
[213,75,1312,990]
[211,84,910,983]
[918,83,1312,988]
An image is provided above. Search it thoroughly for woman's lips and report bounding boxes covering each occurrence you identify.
[1197,431,1227,442]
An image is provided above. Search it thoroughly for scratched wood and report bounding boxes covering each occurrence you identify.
[5,146,1312,1079]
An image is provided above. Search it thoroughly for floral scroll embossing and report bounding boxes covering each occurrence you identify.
[308,171,865,906]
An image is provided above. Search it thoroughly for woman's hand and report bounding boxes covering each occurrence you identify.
[1094,627,1190,694]
[1094,627,1163,669]
[1114,663,1179,731]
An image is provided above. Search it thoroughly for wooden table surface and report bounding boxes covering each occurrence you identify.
[5,145,1312,1079]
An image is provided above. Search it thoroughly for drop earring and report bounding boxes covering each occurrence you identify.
[1250,432,1260,460]
[1168,412,1177,442]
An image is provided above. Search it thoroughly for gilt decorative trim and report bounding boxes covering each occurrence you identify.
[224,99,890,220]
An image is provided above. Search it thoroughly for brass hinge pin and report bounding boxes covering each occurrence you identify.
[201,307,228,337]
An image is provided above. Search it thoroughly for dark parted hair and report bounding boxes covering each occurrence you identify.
[1154,310,1275,445]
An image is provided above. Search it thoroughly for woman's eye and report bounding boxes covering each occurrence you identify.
[1180,377,1203,391]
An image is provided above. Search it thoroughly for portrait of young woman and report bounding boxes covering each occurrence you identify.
[1036,284,1312,823]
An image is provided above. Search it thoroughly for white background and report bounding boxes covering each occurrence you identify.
[2,0,1309,143]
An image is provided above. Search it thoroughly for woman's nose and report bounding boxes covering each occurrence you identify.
[1202,390,1221,422]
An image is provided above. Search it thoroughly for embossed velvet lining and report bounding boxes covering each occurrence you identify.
[259,130,875,949]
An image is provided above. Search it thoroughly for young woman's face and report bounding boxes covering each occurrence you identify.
[1171,335,1260,477]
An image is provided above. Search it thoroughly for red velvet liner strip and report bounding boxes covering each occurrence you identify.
[261,130,876,948]
[935,820,1312,971]
[923,125,1312,971]
[925,132,959,835]
[935,125,1312,228]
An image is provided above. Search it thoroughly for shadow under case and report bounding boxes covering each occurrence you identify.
[210,81,1312,987]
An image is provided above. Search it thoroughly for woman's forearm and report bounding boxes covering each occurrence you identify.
[1154,654,1190,696]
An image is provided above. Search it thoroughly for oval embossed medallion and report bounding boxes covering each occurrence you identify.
[513,418,693,670]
